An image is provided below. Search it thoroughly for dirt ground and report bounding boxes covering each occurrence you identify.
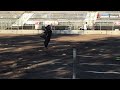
[0,34,120,79]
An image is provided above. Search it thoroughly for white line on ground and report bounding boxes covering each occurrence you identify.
[85,71,120,74]
[79,63,120,66]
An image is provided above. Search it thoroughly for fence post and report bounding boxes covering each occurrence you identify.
[22,22,23,30]
[100,22,101,30]
[11,21,12,30]
[73,48,76,79]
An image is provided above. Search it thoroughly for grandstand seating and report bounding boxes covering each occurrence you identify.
[0,11,120,30]
[95,11,120,30]
[27,11,88,30]
[0,11,25,29]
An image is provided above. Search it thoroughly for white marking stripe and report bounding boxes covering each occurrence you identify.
[79,63,120,66]
[85,71,120,74]
[51,55,100,57]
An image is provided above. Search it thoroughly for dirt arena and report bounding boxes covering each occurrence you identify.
[0,34,120,79]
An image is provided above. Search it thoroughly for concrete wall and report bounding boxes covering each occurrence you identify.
[0,30,120,35]
[0,30,43,35]
[83,30,107,35]
[84,30,120,35]
[53,30,120,35]
[52,30,84,34]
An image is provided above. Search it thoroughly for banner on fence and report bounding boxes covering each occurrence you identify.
[114,21,120,25]
[100,13,109,18]
[110,14,119,18]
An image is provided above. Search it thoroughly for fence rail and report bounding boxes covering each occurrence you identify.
[0,20,120,30]
[0,30,120,35]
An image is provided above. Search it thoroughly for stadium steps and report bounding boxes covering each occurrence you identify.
[12,12,34,27]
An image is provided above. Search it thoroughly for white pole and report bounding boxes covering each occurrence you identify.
[100,22,101,30]
[73,48,76,79]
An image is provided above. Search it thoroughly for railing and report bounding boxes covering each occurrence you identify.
[0,19,119,30]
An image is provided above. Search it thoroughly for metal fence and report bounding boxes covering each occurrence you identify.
[94,22,120,30]
[0,20,120,30]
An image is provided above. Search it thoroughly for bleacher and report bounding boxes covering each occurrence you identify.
[31,11,86,19]
[1,11,120,30]
[0,11,88,30]
[95,11,120,30]
[27,11,88,30]
[0,11,25,29]
[0,11,24,18]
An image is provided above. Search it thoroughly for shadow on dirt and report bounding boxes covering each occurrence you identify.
[0,34,120,79]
